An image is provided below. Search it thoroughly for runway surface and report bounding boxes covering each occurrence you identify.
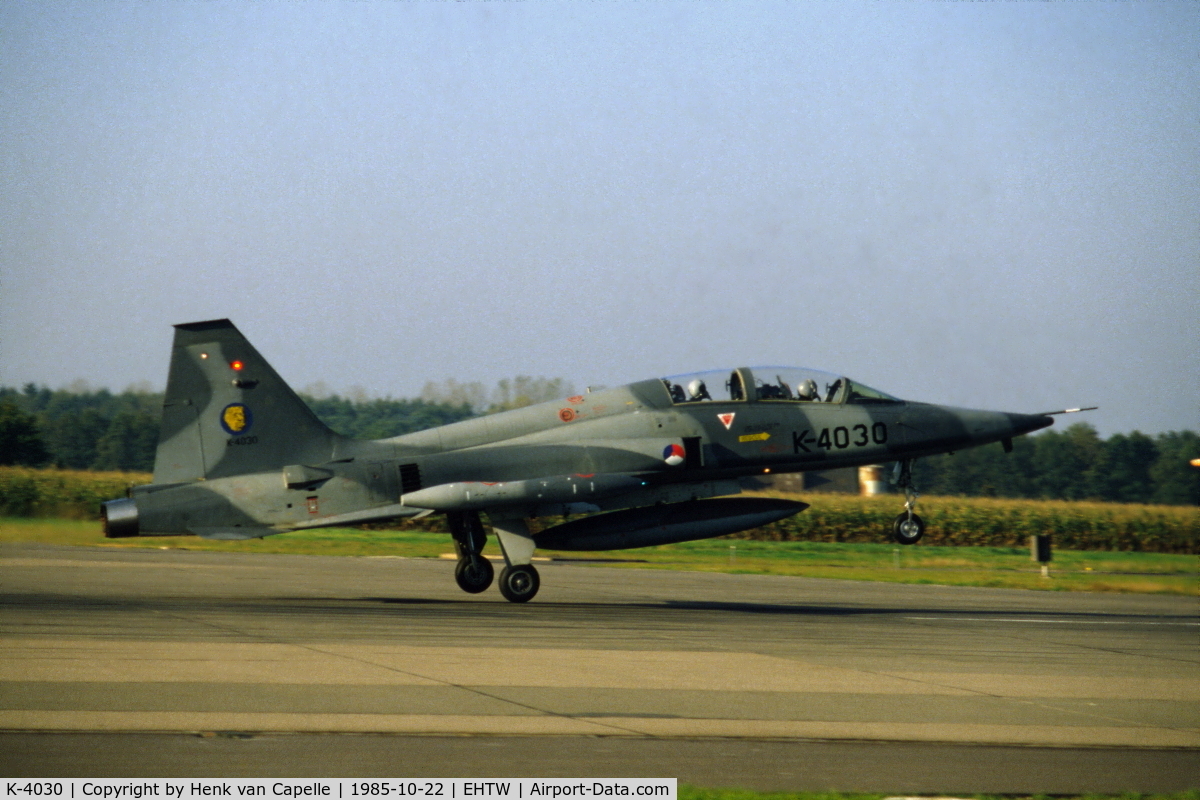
[1,542,1197,790]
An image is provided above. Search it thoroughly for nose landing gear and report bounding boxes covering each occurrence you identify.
[891,459,925,545]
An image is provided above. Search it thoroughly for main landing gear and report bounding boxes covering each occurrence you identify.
[491,515,540,603]
[447,511,494,593]
[891,459,925,545]
[446,511,541,603]
[454,554,494,594]
[498,564,540,603]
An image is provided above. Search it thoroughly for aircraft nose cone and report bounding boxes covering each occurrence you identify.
[1008,412,1055,436]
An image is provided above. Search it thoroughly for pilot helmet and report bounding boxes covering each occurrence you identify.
[687,379,706,399]
[798,378,818,399]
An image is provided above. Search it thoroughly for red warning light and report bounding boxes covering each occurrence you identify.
[230,360,245,371]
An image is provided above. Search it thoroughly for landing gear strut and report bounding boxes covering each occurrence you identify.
[447,511,494,593]
[891,459,925,545]
[491,516,541,603]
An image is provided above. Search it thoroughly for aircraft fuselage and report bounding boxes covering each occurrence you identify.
[101,321,1066,602]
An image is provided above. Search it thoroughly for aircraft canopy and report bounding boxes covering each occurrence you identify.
[660,367,901,405]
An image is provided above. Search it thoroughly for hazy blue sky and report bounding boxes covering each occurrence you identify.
[2,1,1197,437]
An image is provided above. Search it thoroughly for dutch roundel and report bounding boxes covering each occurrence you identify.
[662,443,685,466]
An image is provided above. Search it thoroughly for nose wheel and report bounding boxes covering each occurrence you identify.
[891,459,925,545]
[892,511,925,544]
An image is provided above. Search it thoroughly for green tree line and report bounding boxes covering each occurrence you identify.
[2,384,1197,505]
[0,383,476,473]
[911,423,1199,506]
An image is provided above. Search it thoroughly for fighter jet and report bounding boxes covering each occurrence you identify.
[101,319,1091,602]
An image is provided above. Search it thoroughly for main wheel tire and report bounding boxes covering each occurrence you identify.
[892,512,925,545]
[455,556,494,593]
[498,564,540,603]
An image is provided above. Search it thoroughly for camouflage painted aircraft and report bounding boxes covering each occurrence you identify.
[102,320,1092,602]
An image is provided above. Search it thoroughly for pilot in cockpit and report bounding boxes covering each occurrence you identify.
[687,379,712,401]
[797,378,820,401]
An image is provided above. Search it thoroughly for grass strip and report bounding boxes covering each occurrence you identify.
[3,518,1195,595]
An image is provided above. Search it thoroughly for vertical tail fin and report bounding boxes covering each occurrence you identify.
[153,319,344,483]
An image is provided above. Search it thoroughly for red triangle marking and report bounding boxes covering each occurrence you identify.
[718,412,735,430]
